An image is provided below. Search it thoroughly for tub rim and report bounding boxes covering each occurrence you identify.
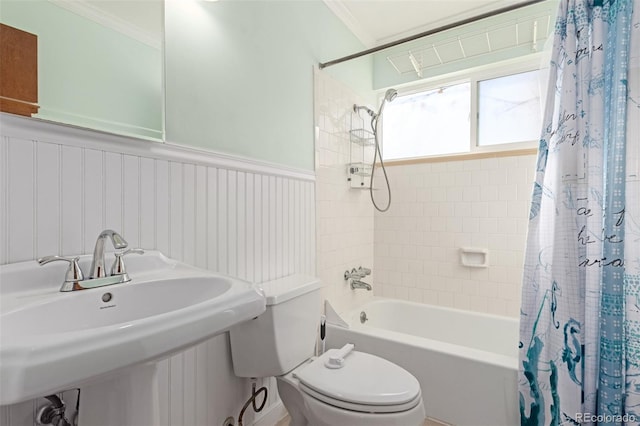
[328,297,519,371]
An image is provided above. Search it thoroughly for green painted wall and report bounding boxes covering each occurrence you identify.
[164,0,372,171]
[1,1,162,140]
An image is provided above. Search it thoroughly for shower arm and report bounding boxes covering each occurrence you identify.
[354,105,376,118]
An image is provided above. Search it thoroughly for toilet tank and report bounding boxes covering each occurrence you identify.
[229,274,321,378]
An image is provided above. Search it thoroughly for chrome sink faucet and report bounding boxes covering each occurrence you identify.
[38,229,143,292]
[89,229,128,278]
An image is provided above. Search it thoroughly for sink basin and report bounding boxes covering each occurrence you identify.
[4,276,233,335]
[0,251,266,406]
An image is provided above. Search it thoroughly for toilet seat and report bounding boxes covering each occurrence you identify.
[294,348,421,414]
[299,382,422,414]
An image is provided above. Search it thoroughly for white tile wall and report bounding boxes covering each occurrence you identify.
[314,69,376,315]
[313,71,535,318]
[0,114,315,426]
[374,155,536,317]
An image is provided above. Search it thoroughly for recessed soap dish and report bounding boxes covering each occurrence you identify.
[460,247,489,268]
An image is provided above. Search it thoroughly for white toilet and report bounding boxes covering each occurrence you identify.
[229,275,425,426]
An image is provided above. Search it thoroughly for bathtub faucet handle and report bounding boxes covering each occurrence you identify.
[344,268,366,280]
[358,266,371,276]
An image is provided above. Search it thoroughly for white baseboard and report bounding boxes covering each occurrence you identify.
[253,400,287,426]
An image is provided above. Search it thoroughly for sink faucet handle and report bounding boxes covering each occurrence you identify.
[111,248,144,276]
[37,255,84,283]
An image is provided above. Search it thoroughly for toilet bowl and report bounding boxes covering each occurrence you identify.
[229,275,425,426]
[277,349,425,426]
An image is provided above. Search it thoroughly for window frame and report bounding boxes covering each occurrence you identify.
[380,56,544,162]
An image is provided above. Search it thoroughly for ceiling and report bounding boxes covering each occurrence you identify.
[323,0,537,47]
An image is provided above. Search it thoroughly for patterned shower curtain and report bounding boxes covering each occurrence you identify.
[519,0,639,424]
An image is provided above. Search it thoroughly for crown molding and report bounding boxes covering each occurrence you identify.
[48,0,161,50]
[322,0,376,48]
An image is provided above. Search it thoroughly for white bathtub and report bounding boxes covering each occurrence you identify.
[326,298,519,426]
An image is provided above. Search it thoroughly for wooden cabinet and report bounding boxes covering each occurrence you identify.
[0,23,39,116]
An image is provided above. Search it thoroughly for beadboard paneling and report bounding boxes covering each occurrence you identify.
[0,114,315,426]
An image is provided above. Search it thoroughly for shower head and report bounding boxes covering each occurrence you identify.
[375,88,398,121]
[354,89,397,121]
[384,88,398,102]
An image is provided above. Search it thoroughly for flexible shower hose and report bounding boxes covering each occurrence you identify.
[369,114,392,213]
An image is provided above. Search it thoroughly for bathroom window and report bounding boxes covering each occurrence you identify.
[381,63,543,161]
[477,70,543,146]
[382,82,471,160]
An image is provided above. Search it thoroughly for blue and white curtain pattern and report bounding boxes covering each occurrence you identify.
[519,0,640,424]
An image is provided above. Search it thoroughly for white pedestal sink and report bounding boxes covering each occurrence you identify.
[77,363,161,426]
[0,251,266,415]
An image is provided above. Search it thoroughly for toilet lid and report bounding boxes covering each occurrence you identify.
[294,349,421,407]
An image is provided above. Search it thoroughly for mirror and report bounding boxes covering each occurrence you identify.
[0,0,163,141]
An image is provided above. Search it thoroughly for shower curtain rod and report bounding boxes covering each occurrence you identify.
[318,0,548,69]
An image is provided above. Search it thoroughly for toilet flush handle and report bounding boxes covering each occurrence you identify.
[325,343,355,369]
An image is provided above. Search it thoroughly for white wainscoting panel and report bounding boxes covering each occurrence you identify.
[0,114,315,426]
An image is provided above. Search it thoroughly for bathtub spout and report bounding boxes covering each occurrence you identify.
[350,279,372,291]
